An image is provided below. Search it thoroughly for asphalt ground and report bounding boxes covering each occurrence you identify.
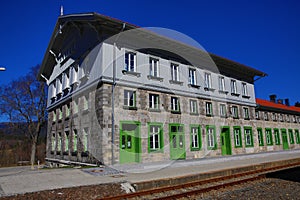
[1,150,300,197]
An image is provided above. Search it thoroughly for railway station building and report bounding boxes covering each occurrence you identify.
[38,13,300,166]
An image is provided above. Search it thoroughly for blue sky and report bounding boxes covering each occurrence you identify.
[0,0,299,105]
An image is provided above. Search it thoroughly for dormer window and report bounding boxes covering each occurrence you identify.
[125,52,136,72]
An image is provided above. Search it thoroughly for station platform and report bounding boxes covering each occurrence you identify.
[1,150,300,197]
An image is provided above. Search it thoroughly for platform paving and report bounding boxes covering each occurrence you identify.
[0,150,300,197]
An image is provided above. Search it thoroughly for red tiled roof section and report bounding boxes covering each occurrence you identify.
[256,98,300,113]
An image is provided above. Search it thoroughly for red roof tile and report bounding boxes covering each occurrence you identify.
[256,98,300,113]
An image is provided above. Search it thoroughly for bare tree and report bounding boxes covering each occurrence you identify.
[0,65,47,169]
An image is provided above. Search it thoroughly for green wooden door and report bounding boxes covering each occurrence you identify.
[221,128,232,156]
[120,130,140,164]
[169,124,186,160]
[281,129,289,150]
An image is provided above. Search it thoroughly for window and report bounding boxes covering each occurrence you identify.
[83,95,89,111]
[272,113,277,121]
[57,132,62,151]
[188,68,197,85]
[234,127,242,147]
[52,111,56,122]
[255,111,260,119]
[257,128,264,146]
[73,99,79,114]
[264,112,269,121]
[265,128,273,145]
[171,63,179,82]
[244,127,253,147]
[218,76,226,92]
[190,125,201,150]
[58,107,63,120]
[289,129,294,144]
[205,102,213,116]
[56,76,62,96]
[204,73,213,90]
[62,71,70,91]
[206,126,216,149]
[219,104,227,118]
[125,52,136,72]
[279,114,283,121]
[295,129,300,144]
[243,107,250,119]
[70,65,79,85]
[171,97,180,113]
[50,82,56,99]
[231,106,239,119]
[149,57,159,77]
[82,128,89,152]
[274,129,280,145]
[51,133,56,151]
[73,129,78,152]
[190,100,198,115]
[242,83,249,97]
[149,94,160,110]
[230,80,238,95]
[64,131,69,152]
[286,115,290,122]
[66,104,70,118]
[124,90,136,108]
[148,123,163,152]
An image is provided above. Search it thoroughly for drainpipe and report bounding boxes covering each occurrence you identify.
[111,23,126,165]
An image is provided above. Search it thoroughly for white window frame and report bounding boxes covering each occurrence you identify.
[171,97,180,112]
[205,102,213,116]
[204,73,212,89]
[190,99,198,114]
[245,129,252,146]
[125,51,136,72]
[191,127,199,148]
[242,82,248,96]
[266,129,272,145]
[149,125,160,150]
[149,57,159,77]
[124,90,136,107]
[218,76,226,91]
[171,63,179,81]
[188,68,197,85]
[231,106,238,118]
[234,128,241,147]
[207,128,215,148]
[149,94,159,110]
[230,80,238,94]
[220,104,226,117]
[243,107,249,119]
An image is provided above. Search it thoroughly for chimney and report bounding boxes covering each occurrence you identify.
[285,98,290,106]
[277,99,283,104]
[269,94,277,103]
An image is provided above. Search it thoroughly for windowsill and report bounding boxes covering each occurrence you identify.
[71,152,77,156]
[244,118,250,120]
[191,148,201,151]
[56,151,61,155]
[232,116,239,119]
[82,109,90,115]
[245,145,254,148]
[122,70,141,77]
[149,149,164,153]
[123,106,138,110]
[63,151,68,156]
[58,119,62,123]
[234,146,243,148]
[231,93,240,97]
[147,75,163,82]
[219,90,229,94]
[149,108,161,112]
[188,84,200,89]
[206,114,214,117]
[242,95,251,99]
[204,87,215,92]
[171,110,181,114]
[220,115,228,118]
[50,151,54,155]
[169,80,183,85]
[190,112,199,116]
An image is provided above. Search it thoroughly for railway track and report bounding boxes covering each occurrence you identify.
[100,161,300,200]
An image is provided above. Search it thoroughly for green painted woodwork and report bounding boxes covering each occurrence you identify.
[169,124,186,160]
[281,129,289,150]
[221,126,232,156]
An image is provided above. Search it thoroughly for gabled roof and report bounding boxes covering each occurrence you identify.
[256,98,300,114]
[38,12,267,83]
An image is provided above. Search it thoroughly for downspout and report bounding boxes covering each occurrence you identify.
[111,23,126,165]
